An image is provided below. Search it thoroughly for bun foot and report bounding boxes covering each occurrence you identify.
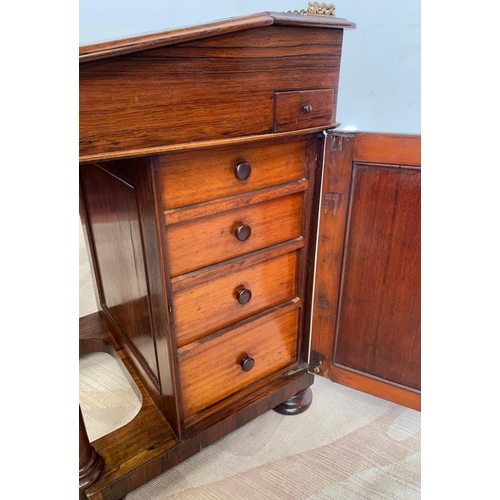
[273,387,313,415]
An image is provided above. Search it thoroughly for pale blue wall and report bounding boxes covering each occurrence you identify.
[333,0,420,134]
[79,0,420,134]
[79,0,298,45]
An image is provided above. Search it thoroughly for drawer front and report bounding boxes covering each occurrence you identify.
[159,139,308,210]
[166,192,303,277]
[178,306,299,419]
[172,249,299,347]
[273,89,335,133]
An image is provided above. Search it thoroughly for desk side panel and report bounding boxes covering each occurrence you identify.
[80,159,181,435]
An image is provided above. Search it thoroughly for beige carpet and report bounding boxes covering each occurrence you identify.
[79,222,421,499]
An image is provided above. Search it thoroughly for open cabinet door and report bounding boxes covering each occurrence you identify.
[311,131,421,411]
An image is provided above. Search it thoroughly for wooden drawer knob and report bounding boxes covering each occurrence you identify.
[236,288,252,304]
[240,356,255,372]
[234,161,252,180]
[303,105,313,114]
[235,224,251,241]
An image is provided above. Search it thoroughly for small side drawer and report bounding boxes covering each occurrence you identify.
[273,89,335,133]
[159,138,308,210]
[172,246,300,347]
[165,192,303,277]
[178,304,299,420]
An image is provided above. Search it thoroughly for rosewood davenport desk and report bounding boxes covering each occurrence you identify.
[79,11,421,500]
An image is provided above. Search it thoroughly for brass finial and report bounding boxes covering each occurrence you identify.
[288,2,336,16]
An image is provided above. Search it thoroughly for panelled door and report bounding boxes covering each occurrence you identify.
[311,131,421,411]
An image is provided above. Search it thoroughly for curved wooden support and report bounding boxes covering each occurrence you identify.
[79,406,104,498]
[273,387,313,415]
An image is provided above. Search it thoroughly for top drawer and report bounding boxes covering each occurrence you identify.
[273,89,335,133]
[158,138,308,210]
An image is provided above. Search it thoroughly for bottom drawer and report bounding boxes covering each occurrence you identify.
[178,302,299,420]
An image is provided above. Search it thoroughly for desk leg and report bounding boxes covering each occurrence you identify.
[273,387,313,415]
[79,406,104,499]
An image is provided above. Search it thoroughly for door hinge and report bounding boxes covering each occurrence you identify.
[283,362,310,377]
[308,360,323,375]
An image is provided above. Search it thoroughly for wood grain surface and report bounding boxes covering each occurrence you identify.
[80,163,160,385]
[178,301,300,419]
[164,180,309,225]
[334,163,421,390]
[172,248,299,347]
[165,192,304,276]
[80,26,343,158]
[79,12,355,63]
[79,125,340,164]
[330,365,421,411]
[353,132,421,167]
[310,132,355,376]
[273,89,335,133]
[159,137,308,210]
[312,132,421,409]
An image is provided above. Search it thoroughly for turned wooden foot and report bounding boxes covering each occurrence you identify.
[80,406,104,499]
[273,387,313,415]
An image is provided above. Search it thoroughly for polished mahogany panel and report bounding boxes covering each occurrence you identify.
[79,12,355,63]
[312,132,421,410]
[178,303,299,419]
[80,163,159,384]
[80,26,343,158]
[172,249,299,347]
[165,192,304,277]
[159,138,308,210]
[334,164,421,390]
[310,132,355,377]
[353,132,421,167]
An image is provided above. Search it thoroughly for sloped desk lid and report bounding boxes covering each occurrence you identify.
[80,11,356,63]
